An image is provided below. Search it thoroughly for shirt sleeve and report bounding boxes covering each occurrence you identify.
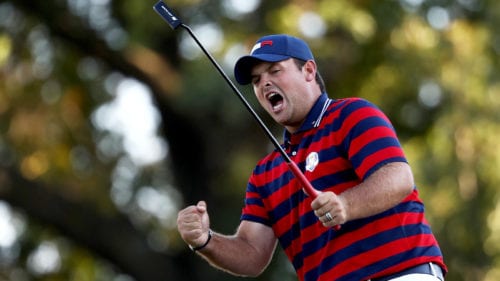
[240,171,272,226]
[339,98,407,180]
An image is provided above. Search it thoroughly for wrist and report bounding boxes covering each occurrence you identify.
[189,229,213,252]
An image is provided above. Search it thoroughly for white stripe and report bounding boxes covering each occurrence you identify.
[250,42,261,54]
[314,99,332,128]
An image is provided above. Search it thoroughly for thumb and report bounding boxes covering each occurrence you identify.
[196,201,210,230]
[196,201,207,212]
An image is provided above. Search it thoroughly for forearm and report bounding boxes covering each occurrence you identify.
[340,162,414,221]
[177,203,277,277]
[195,230,277,277]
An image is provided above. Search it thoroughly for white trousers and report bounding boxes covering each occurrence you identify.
[388,273,442,281]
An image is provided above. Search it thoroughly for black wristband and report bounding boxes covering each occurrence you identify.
[189,230,213,252]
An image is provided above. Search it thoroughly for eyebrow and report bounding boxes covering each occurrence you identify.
[250,62,278,80]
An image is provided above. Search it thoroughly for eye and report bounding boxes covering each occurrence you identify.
[251,76,260,85]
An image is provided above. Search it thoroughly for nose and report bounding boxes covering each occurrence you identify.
[254,76,272,97]
[256,79,273,95]
[252,74,270,91]
[257,72,272,88]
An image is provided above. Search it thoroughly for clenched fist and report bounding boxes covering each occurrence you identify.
[177,201,211,248]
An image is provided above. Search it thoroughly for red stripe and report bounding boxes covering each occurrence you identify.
[319,234,439,280]
[338,104,389,143]
[253,155,286,186]
[300,211,425,275]
[261,40,273,47]
[349,126,398,156]
[355,147,405,179]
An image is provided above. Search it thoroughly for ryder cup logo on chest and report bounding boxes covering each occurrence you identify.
[305,152,319,172]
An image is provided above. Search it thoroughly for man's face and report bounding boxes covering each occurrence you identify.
[250,58,318,132]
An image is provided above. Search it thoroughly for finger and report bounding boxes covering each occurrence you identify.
[177,212,204,234]
[315,204,334,220]
[179,210,201,222]
[322,215,338,228]
[320,212,333,223]
[311,195,327,209]
[311,191,336,209]
[178,205,198,217]
[181,225,205,244]
[322,220,337,228]
[181,216,202,227]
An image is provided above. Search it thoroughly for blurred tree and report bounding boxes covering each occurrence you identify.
[0,0,499,281]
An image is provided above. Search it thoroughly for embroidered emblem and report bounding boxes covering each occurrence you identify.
[250,40,273,54]
[305,152,319,172]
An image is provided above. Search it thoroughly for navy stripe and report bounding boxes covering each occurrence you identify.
[350,137,402,166]
[315,141,345,161]
[364,157,408,179]
[253,155,283,176]
[311,168,359,191]
[338,98,380,121]
[295,99,358,146]
[304,222,433,281]
[279,210,319,250]
[337,246,444,281]
[251,158,293,200]
[294,201,424,279]
[268,189,303,226]
[289,211,326,269]
[260,170,294,199]
[244,197,264,207]
[277,217,302,251]
[240,214,271,226]
[350,115,395,138]
[246,182,258,193]
[302,201,424,258]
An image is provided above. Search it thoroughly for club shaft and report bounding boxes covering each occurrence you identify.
[181,25,290,160]
[181,25,326,199]
[155,1,340,230]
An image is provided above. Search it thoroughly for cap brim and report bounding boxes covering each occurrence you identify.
[234,54,290,85]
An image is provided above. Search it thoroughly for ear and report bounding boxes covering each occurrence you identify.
[303,60,317,82]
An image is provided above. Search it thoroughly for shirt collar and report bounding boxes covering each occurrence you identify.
[283,93,331,144]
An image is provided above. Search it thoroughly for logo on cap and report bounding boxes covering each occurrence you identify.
[250,40,273,54]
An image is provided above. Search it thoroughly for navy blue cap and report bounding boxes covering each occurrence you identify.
[234,34,315,85]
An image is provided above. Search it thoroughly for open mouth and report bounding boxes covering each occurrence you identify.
[267,92,284,111]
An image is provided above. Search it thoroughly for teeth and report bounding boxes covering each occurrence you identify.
[267,92,278,100]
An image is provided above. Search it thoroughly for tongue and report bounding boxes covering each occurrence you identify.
[272,100,284,111]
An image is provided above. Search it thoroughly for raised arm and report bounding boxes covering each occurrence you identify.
[177,201,277,277]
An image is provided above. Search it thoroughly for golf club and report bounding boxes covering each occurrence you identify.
[153,0,340,230]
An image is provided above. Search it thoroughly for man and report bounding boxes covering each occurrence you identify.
[177,34,447,281]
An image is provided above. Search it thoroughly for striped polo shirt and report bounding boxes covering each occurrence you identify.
[241,94,446,280]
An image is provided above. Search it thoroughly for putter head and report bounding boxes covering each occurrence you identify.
[153,1,182,29]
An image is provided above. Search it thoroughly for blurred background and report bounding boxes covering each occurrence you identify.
[0,0,499,280]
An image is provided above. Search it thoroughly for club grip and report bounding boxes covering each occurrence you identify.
[287,161,341,231]
[153,1,182,29]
